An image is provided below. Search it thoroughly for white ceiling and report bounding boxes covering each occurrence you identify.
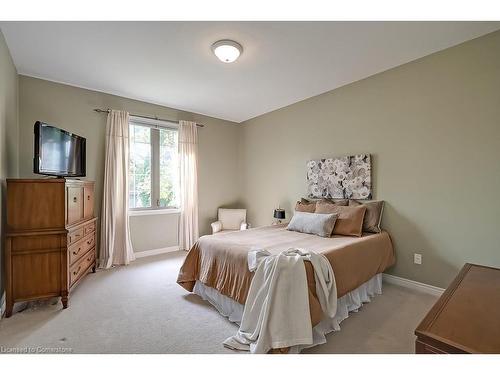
[1,22,499,123]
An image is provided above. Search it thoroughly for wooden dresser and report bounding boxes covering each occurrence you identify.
[415,263,500,353]
[5,178,97,317]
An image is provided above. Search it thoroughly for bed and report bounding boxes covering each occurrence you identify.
[177,224,395,335]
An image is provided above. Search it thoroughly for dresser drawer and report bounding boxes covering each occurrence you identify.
[84,221,96,236]
[68,227,84,245]
[70,249,95,287]
[84,233,95,252]
[68,232,95,265]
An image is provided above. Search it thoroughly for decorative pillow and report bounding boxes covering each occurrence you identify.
[315,203,367,237]
[295,199,316,213]
[287,211,339,238]
[301,197,348,206]
[330,198,349,206]
[348,200,384,233]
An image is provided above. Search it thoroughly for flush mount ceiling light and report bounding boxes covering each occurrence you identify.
[211,40,243,63]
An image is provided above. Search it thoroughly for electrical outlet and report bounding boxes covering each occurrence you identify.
[414,253,422,265]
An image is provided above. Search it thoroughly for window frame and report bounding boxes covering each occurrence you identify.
[128,116,180,212]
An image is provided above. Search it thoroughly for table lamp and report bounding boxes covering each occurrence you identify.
[273,208,286,224]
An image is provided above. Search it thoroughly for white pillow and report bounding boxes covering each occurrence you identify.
[287,211,339,237]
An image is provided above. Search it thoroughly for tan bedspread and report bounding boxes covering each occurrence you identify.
[177,225,395,325]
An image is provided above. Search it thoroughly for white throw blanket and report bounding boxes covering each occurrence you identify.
[223,248,337,353]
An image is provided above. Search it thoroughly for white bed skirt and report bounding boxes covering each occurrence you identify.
[193,273,383,352]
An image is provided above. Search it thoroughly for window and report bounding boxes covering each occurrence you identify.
[129,119,179,210]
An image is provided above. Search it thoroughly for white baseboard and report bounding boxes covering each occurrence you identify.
[383,273,445,296]
[0,291,5,319]
[134,245,180,258]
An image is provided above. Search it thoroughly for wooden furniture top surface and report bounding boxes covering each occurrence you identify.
[7,178,94,184]
[7,178,67,183]
[415,263,500,353]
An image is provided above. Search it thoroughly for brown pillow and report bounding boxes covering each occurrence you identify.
[301,197,348,206]
[349,200,384,233]
[295,200,316,213]
[326,198,349,206]
[315,202,367,237]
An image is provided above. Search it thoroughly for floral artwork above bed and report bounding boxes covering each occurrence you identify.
[306,154,372,200]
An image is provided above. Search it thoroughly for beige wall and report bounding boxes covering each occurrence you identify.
[18,76,241,253]
[129,213,179,252]
[0,30,18,298]
[240,30,500,288]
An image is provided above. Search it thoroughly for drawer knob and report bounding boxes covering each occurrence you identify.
[73,197,77,203]
[87,195,91,200]
[73,266,82,275]
[73,248,81,256]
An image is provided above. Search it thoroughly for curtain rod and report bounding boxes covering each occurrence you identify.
[93,108,204,128]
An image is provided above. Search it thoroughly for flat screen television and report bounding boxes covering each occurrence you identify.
[34,121,86,177]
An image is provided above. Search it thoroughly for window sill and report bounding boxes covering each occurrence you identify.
[129,208,180,216]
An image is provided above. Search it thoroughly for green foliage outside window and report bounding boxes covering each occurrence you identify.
[129,122,179,209]
[159,128,179,208]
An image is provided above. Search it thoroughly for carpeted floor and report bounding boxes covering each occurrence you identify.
[0,251,438,354]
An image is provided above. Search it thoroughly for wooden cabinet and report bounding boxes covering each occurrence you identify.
[5,178,97,317]
[415,263,500,353]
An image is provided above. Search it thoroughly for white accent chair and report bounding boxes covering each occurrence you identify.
[211,208,248,234]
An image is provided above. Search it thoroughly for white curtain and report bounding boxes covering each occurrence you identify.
[178,120,199,251]
[99,110,135,268]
